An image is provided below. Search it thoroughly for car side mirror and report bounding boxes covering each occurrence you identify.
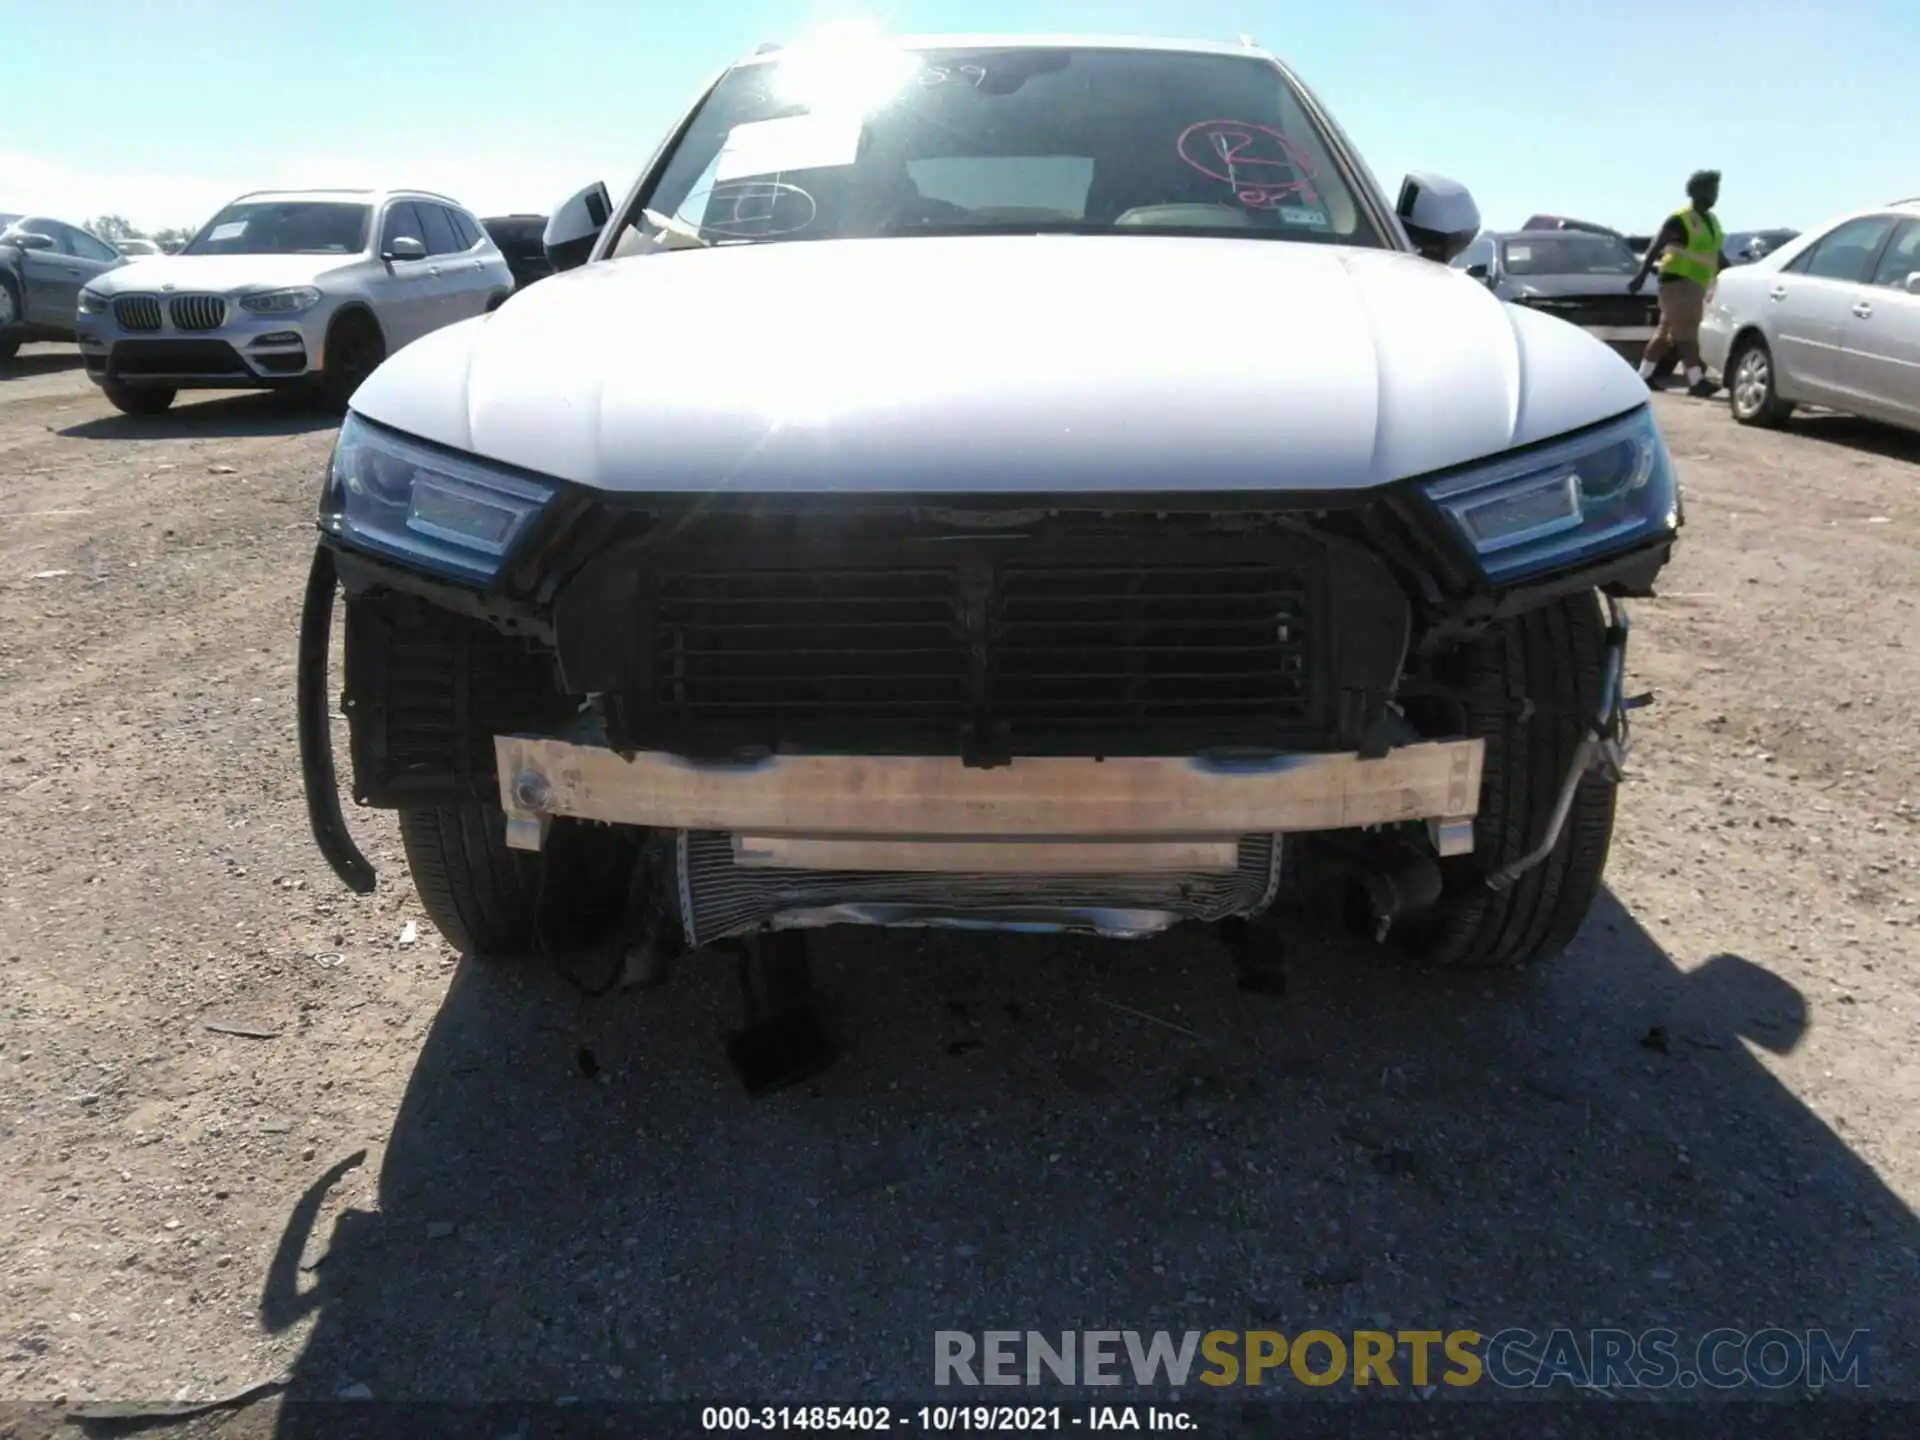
[1906,272,1920,297]
[1396,172,1480,264]
[1465,262,1490,280]
[11,232,55,251]
[383,236,427,262]
[544,181,612,273]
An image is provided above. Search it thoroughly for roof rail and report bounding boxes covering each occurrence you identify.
[231,187,373,199]
[393,188,464,206]
[1237,33,1260,48]
[754,41,781,54]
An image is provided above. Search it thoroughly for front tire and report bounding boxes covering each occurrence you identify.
[317,311,385,413]
[399,804,543,959]
[1728,336,1794,427]
[0,274,22,358]
[398,804,637,963]
[1393,592,1618,970]
[102,380,176,415]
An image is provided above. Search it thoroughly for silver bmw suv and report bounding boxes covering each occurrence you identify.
[73,188,515,416]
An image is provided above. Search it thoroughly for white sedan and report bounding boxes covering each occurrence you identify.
[1700,198,1920,433]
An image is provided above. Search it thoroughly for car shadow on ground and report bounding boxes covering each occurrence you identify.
[0,350,86,378]
[59,390,337,441]
[1783,413,1920,465]
[254,889,1915,1428]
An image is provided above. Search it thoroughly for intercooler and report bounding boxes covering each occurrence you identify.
[675,829,1283,946]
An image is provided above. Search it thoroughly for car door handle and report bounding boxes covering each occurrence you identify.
[427,265,441,277]
[1851,301,1873,319]
[1767,286,1788,301]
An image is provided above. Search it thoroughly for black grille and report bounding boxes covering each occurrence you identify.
[168,294,227,331]
[109,339,248,377]
[644,557,1316,753]
[1525,295,1659,328]
[113,295,162,331]
[653,569,967,725]
[995,564,1308,725]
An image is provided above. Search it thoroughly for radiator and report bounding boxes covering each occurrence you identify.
[675,829,1282,946]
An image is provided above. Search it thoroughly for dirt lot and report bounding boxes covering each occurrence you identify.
[1,345,1916,1431]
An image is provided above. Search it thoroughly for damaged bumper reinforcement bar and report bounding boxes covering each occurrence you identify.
[493,735,1487,865]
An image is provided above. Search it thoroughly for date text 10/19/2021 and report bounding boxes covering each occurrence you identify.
[702,1407,1191,1431]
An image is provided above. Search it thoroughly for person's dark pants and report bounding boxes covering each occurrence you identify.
[1639,277,1708,372]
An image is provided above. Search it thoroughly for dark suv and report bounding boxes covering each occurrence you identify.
[481,215,555,290]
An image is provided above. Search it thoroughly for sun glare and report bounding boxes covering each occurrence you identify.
[773,22,919,118]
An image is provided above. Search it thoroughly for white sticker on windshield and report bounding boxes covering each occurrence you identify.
[714,112,864,181]
[1505,244,1532,263]
[208,221,247,241]
[1279,205,1331,228]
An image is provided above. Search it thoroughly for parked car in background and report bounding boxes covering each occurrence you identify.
[481,214,556,290]
[1521,213,1621,238]
[1452,229,1658,362]
[114,237,161,257]
[1,214,127,363]
[1521,213,1653,261]
[71,187,515,415]
[1701,199,1920,433]
[1721,228,1799,266]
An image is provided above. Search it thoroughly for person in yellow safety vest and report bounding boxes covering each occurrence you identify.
[1628,169,1728,398]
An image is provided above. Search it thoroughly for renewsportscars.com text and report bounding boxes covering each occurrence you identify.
[934,1328,1870,1390]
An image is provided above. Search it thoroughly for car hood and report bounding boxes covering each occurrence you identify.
[90,253,351,293]
[350,235,1649,495]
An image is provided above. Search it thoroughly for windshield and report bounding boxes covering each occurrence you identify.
[183,201,371,255]
[1500,234,1637,277]
[620,45,1380,252]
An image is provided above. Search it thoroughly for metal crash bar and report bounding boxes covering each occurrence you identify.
[494,735,1488,857]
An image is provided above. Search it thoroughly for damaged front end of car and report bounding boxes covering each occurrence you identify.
[297,405,1677,980]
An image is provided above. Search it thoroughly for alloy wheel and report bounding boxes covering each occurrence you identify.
[1732,348,1771,420]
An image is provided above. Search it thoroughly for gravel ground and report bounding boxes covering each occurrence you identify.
[1,346,1916,1434]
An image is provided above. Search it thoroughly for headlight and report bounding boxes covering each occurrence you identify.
[77,287,112,315]
[239,286,321,315]
[319,413,558,583]
[1422,406,1679,582]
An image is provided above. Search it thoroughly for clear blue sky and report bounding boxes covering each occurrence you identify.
[1,0,1913,234]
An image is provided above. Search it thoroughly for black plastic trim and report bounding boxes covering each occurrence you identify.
[297,544,376,894]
